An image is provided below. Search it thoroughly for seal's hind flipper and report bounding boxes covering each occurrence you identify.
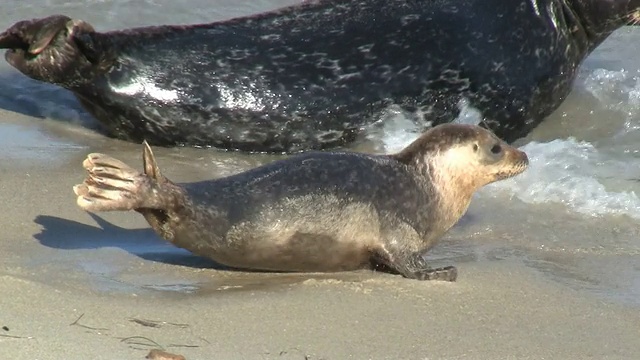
[73,152,154,213]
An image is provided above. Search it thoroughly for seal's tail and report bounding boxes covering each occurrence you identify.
[73,141,165,212]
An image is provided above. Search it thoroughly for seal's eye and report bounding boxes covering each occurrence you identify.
[472,144,479,152]
[490,144,502,154]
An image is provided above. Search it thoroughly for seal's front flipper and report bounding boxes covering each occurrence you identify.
[416,266,458,281]
[373,249,458,282]
[28,16,72,55]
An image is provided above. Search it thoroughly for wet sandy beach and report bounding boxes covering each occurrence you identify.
[0,109,639,359]
[2,1,640,357]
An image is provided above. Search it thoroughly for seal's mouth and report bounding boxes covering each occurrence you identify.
[3,47,37,69]
[494,149,529,180]
[494,164,527,180]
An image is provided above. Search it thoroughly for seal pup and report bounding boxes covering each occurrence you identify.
[2,1,640,153]
[72,124,528,281]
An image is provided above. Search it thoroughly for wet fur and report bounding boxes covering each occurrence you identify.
[73,124,528,281]
[2,0,640,152]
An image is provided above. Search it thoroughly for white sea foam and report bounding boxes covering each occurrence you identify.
[378,98,485,153]
[478,67,640,220]
[377,89,640,220]
[485,138,640,219]
[377,109,421,153]
[453,97,484,126]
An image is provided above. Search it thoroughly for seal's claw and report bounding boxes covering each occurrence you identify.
[424,266,458,282]
[74,153,150,212]
[88,172,136,189]
[408,266,458,282]
[82,153,143,188]
[72,183,90,197]
[74,182,138,212]
[83,153,137,172]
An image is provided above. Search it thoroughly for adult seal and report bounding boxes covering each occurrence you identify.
[1,1,639,153]
[72,124,529,281]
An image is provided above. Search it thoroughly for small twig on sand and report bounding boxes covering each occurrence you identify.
[130,319,161,328]
[0,325,32,340]
[120,336,163,349]
[69,313,109,331]
[129,318,189,329]
[167,344,199,348]
[146,349,186,360]
[266,348,324,360]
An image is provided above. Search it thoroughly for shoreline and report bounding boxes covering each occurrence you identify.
[3,259,640,359]
[0,109,638,359]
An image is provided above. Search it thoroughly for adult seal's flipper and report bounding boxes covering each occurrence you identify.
[0,15,101,86]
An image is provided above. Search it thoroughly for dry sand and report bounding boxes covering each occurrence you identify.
[0,110,639,360]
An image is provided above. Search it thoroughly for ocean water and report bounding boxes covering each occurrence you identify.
[1,1,639,305]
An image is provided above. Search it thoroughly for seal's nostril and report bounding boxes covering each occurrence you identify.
[520,152,529,165]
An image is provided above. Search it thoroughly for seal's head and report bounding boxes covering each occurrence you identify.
[0,15,100,87]
[392,123,528,219]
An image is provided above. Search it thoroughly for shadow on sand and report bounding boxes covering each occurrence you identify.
[32,213,376,293]
[33,213,225,270]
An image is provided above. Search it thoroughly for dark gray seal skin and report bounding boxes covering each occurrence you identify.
[1,1,639,153]
[2,1,640,154]
[72,124,528,281]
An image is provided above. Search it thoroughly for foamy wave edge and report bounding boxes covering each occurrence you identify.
[486,138,640,219]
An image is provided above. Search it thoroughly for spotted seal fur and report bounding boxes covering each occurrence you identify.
[2,1,640,152]
[0,0,640,152]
